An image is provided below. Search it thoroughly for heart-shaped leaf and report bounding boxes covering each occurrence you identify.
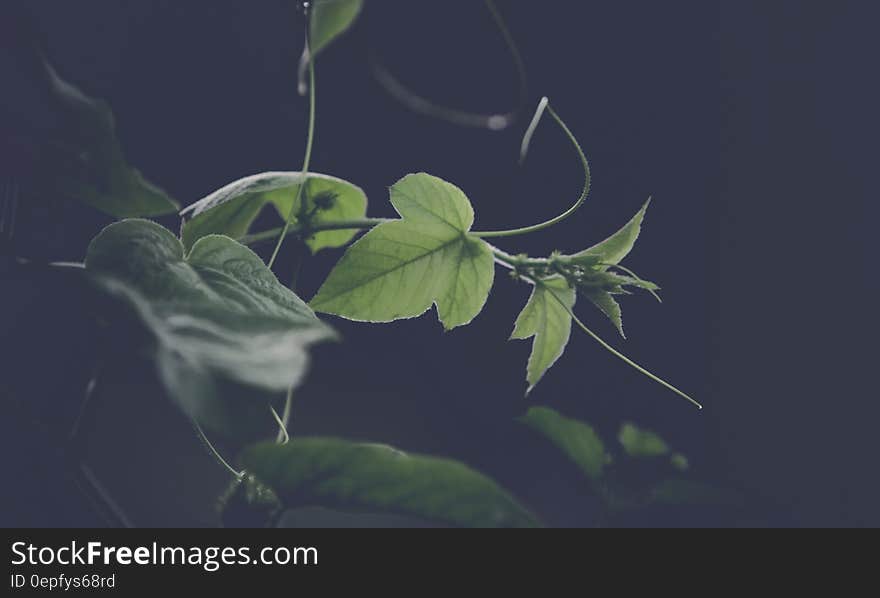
[241,438,540,528]
[311,173,495,330]
[180,172,368,254]
[85,219,334,435]
[511,277,575,392]
[519,407,608,481]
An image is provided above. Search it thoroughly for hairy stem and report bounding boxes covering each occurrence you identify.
[473,101,591,239]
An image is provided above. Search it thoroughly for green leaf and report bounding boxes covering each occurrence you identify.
[311,173,495,330]
[650,480,743,508]
[180,172,368,253]
[310,0,364,56]
[670,454,690,472]
[618,423,671,458]
[6,25,177,218]
[511,277,575,392]
[85,219,334,435]
[582,289,625,338]
[241,438,539,528]
[572,200,651,267]
[518,407,607,480]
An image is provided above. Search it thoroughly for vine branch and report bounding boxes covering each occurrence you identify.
[268,17,317,269]
[472,99,592,239]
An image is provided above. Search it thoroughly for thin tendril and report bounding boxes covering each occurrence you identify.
[370,0,527,131]
[520,97,549,163]
[192,421,244,479]
[268,20,316,270]
[545,285,702,410]
[473,102,592,239]
[274,387,294,445]
[488,247,700,409]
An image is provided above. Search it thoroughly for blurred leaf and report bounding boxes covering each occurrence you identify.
[0,14,177,218]
[511,277,575,392]
[310,0,363,56]
[518,407,607,480]
[670,454,690,472]
[571,200,651,267]
[311,173,494,330]
[651,480,743,508]
[242,439,540,528]
[180,172,368,253]
[85,219,334,435]
[618,423,671,458]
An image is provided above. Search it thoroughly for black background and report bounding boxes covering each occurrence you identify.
[1,1,877,527]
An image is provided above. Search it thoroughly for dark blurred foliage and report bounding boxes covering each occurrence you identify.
[0,1,876,527]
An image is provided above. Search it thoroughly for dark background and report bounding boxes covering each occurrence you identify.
[1,1,876,527]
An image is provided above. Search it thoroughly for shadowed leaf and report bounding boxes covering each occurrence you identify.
[618,423,671,458]
[181,172,367,254]
[242,438,540,528]
[85,219,334,435]
[519,407,608,480]
[0,12,177,217]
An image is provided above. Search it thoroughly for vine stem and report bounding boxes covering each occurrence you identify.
[268,19,316,270]
[472,100,592,239]
[489,246,702,410]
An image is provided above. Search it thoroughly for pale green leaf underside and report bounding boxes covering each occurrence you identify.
[311,173,494,330]
[618,423,671,458]
[573,200,651,267]
[242,439,540,528]
[85,220,334,434]
[519,407,607,480]
[310,0,363,56]
[511,277,576,392]
[180,172,368,253]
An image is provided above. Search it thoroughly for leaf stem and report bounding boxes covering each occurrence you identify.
[241,218,390,248]
[268,20,317,270]
[473,101,591,239]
